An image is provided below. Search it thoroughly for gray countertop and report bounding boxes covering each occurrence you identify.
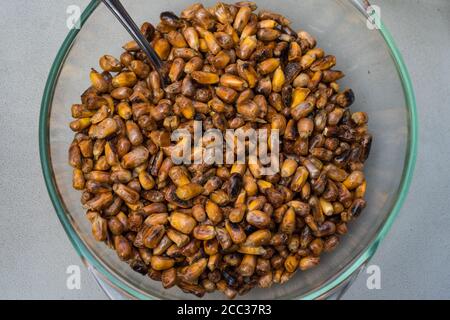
[0,0,449,299]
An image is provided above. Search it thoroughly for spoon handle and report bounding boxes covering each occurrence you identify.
[101,0,164,71]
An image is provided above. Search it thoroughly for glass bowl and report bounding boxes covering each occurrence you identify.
[39,0,417,299]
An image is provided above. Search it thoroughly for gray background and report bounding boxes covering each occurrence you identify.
[0,0,449,299]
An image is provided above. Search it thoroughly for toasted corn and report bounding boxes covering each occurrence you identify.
[180,258,208,282]
[216,227,232,249]
[220,73,248,91]
[310,55,336,71]
[130,60,150,79]
[211,50,231,69]
[245,229,271,246]
[144,212,168,226]
[237,100,259,119]
[69,3,373,299]
[225,220,247,244]
[143,225,165,249]
[69,118,91,132]
[169,166,191,187]
[280,207,296,234]
[191,71,219,84]
[297,118,314,139]
[114,235,133,261]
[205,200,223,225]
[193,225,216,240]
[214,31,234,50]
[113,183,140,204]
[237,255,256,276]
[237,61,258,88]
[240,18,257,40]
[271,66,285,93]
[121,146,149,169]
[175,183,204,200]
[203,30,221,55]
[290,166,309,192]
[280,158,298,177]
[257,58,280,75]
[246,210,271,228]
[238,245,267,255]
[151,256,175,271]
[168,212,197,234]
[299,256,320,271]
[125,120,143,146]
[238,36,257,59]
[112,71,137,88]
[166,228,190,247]
[257,28,280,41]
[291,88,311,108]
[138,171,155,190]
[215,86,238,103]
[324,164,348,182]
[153,38,171,60]
[233,6,252,33]
[99,55,122,72]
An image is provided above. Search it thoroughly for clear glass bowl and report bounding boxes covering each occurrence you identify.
[39,0,417,299]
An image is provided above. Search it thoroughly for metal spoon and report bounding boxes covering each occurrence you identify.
[101,0,165,80]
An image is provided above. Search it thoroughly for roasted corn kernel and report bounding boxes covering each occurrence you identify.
[69,3,372,299]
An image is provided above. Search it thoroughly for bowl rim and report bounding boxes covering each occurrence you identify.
[39,0,418,299]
